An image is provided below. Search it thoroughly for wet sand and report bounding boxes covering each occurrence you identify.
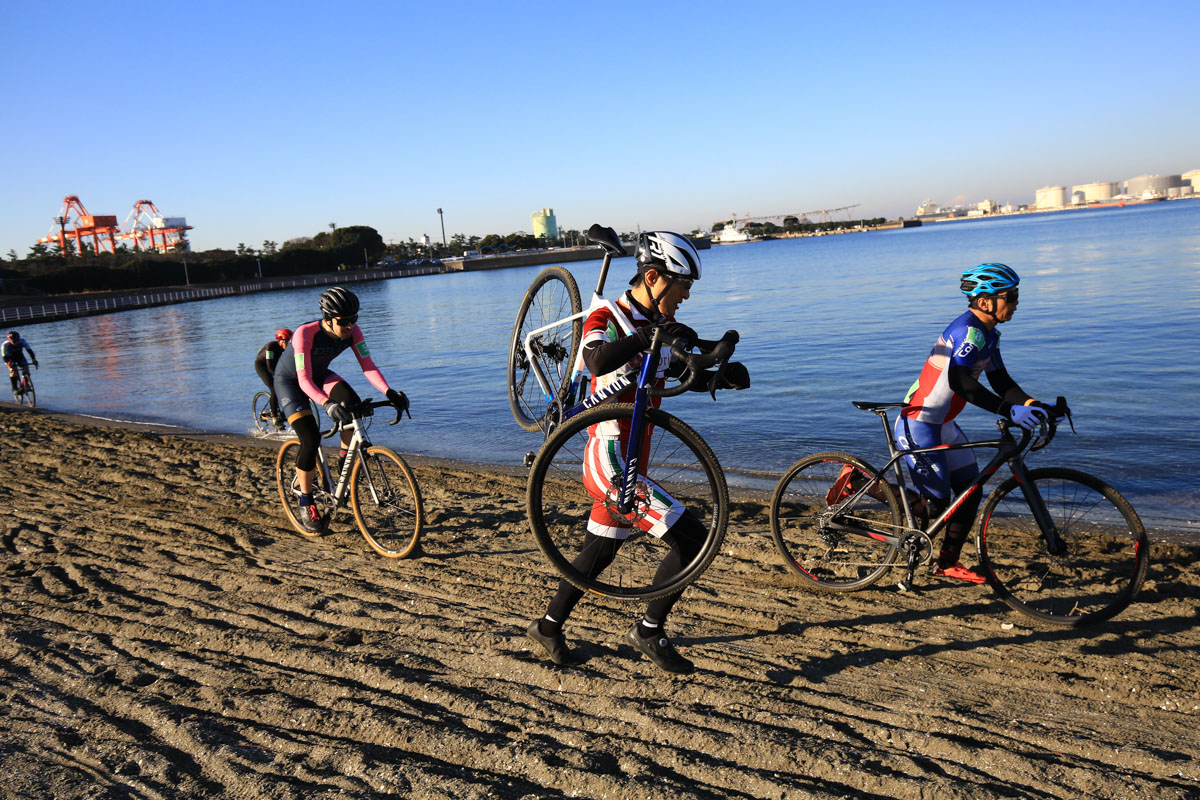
[1,405,1197,799]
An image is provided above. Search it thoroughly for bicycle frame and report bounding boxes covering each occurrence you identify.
[837,407,1064,555]
[520,248,635,407]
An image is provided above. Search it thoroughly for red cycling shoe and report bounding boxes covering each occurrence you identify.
[931,562,987,584]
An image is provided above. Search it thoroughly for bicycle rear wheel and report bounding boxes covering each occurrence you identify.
[350,446,424,558]
[253,391,274,434]
[977,467,1149,627]
[527,403,728,600]
[275,440,333,537]
[508,266,582,432]
[769,452,901,591]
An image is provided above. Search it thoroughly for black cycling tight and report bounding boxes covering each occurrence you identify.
[291,382,361,472]
[546,510,708,627]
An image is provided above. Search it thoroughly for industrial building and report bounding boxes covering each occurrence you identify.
[531,208,558,241]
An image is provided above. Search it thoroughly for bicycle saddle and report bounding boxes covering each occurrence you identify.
[587,224,628,257]
[852,401,907,411]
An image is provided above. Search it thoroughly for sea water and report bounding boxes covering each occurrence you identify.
[17,200,1200,534]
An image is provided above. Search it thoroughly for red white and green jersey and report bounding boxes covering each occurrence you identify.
[903,310,1006,424]
[583,294,674,440]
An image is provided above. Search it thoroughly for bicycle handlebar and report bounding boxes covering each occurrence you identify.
[998,395,1071,453]
[322,398,407,439]
[649,329,739,398]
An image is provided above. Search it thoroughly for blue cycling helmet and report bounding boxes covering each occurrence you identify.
[960,263,1019,298]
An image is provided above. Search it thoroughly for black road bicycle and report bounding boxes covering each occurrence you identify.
[769,399,1149,627]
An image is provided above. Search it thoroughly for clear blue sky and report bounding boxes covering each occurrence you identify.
[2,1,1196,255]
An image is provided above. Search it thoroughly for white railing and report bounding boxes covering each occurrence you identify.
[0,265,443,324]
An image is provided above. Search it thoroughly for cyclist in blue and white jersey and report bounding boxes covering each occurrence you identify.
[895,264,1064,582]
[3,331,37,393]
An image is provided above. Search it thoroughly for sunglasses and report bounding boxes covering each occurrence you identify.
[996,288,1019,302]
[334,315,358,326]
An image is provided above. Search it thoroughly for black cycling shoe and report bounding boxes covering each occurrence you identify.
[626,625,694,675]
[298,501,324,533]
[526,621,574,666]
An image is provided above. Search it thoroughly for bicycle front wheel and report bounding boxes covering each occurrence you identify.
[275,440,332,538]
[769,452,901,591]
[527,404,728,600]
[350,446,424,558]
[977,467,1149,627]
[22,378,35,408]
[507,266,582,432]
[253,391,274,434]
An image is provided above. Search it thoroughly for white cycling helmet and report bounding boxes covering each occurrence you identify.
[631,231,701,286]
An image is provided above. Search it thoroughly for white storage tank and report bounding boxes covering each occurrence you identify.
[1071,181,1119,203]
[1035,185,1067,209]
[1124,174,1172,197]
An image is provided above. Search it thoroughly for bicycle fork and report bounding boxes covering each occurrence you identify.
[1006,458,1066,555]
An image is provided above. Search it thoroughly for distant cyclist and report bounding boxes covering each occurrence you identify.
[526,231,749,675]
[255,328,293,429]
[891,263,1065,582]
[3,330,37,394]
[273,287,409,532]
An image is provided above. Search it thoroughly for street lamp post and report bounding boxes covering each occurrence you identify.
[437,208,446,250]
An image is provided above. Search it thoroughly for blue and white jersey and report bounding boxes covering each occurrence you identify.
[902,311,1005,424]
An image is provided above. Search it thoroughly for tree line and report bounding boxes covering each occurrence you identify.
[0,225,603,296]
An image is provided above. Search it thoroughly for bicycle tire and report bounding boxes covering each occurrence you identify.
[769,452,902,591]
[275,440,332,538]
[22,377,35,408]
[507,266,582,432]
[350,445,424,558]
[252,391,274,434]
[976,467,1149,627]
[527,403,728,600]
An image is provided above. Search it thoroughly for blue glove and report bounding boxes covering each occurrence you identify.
[1009,404,1048,431]
[324,400,352,426]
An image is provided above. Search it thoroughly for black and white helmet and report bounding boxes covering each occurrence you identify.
[319,286,360,319]
[634,231,701,284]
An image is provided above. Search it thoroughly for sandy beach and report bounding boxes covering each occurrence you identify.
[1,405,1197,799]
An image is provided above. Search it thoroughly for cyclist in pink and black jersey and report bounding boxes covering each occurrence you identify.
[527,231,749,675]
[893,264,1065,582]
[274,287,409,532]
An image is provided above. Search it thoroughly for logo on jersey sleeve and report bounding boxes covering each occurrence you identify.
[294,352,305,370]
[355,341,370,358]
[954,327,986,360]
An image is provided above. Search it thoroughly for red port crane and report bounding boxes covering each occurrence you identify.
[37,195,119,255]
[116,199,193,252]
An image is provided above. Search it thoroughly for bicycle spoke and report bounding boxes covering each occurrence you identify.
[978,468,1148,626]
[770,453,900,591]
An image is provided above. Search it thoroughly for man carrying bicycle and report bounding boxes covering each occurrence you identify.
[255,328,293,429]
[527,232,749,675]
[3,330,37,394]
[274,287,409,533]
[890,263,1063,582]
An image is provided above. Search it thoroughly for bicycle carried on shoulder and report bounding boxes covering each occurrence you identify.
[275,398,424,558]
[769,399,1149,627]
[512,225,739,599]
[11,367,35,407]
